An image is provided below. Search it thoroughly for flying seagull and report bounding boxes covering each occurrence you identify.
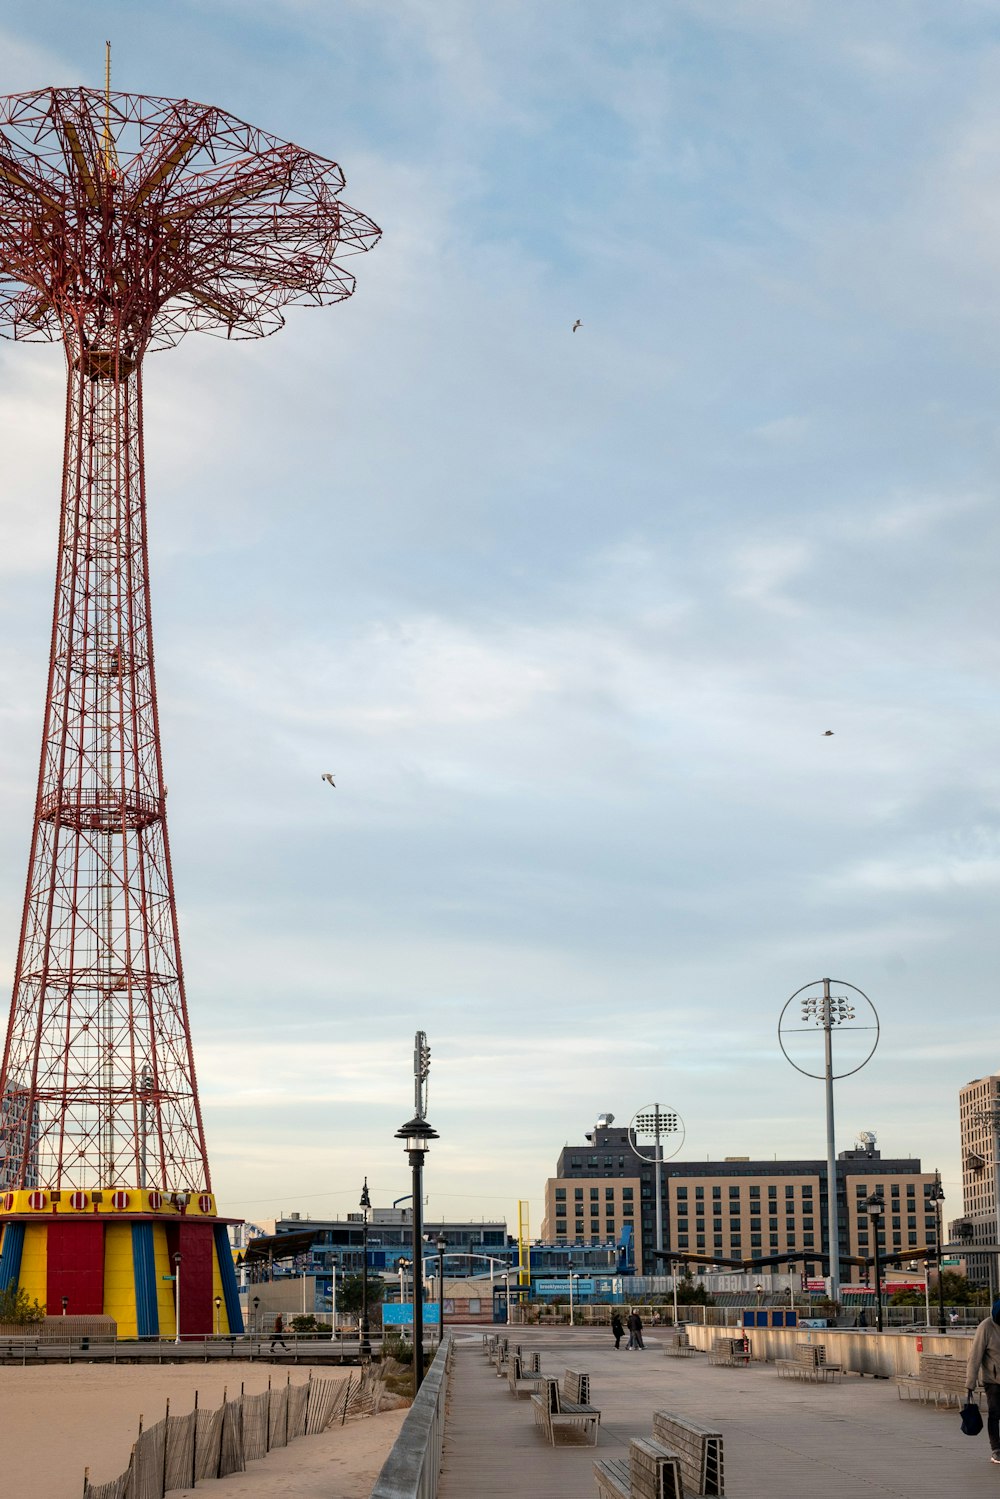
[321,772,336,787]
[572,319,582,332]
[822,730,834,736]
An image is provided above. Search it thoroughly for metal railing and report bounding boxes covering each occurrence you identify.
[370,1336,453,1499]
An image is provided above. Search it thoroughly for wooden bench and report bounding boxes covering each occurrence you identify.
[507,1348,541,1397]
[707,1335,750,1368]
[531,1371,600,1446]
[652,1411,724,1496]
[663,1329,695,1358]
[776,1342,842,1383]
[482,1332,499,1357]
[490,1336,510,1372]
[594,1437,683,1499]
[894,1353,974,1409]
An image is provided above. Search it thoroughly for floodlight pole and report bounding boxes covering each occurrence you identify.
[654,1106,663,1266]
[821,979,840,1303]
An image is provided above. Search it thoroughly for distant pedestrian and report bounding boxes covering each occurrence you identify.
[950,1311,960,1327]
[965,1298,1000,1464]
[858,1308,868,1328]
[270,1313,289,1352]
[626,1309,644,1350]
[611,1311,625,1350]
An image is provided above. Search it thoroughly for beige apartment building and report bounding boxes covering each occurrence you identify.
[544,1115,939,1277]
[959,1074,1000,1290]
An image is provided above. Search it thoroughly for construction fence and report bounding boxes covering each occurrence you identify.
[82,1368,382,1498]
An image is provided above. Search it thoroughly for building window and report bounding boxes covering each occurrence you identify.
[678,1235,689,1248]
[750,1218,761,1232]
[749,1186,760,1198]
[769,1218,778,1231]
[891,1216,900,1230]
[785,1186,794,1199]
[623,1203,633,1216]
[677,1218,688,1231]
[769,1234,779,1247]
[802,1218,813,1231]
[802,1186,813,1199]
[677,1187,688,1199]
[729,1186,740,1199]
[908,1232,917,1245]
[803,1234,814,1247]
[713,1187,721,1200]
[697,1234,706,1249]
[575,1188,583,1200]
[555,1188,566,1200]
[696,1187,704,1200]
[768,1186,777,1200]
[622,1187,633,1199]
[714,1234,723,1247]
[751,1234,762,1247]
[785,1219,795,1232]
[606,1187,615,1200]
[907,1216,916,1229]
[604,1157,613,1167]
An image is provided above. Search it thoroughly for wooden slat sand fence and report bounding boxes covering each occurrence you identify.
[81,1370,363,1497]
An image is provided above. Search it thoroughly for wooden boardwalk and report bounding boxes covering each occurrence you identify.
[438,1327,999,1498]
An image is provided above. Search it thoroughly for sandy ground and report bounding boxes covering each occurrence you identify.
[0,1362,405,1498]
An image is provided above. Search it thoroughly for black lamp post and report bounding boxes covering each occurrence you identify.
[436,1234,446,1346]
[252,1294,260,1340]
[929,1173,947,1334]
[359,1176,372,1358]
[867,1191,885,1333]
[395,1114,439,1392]
[214,1295,222,1335]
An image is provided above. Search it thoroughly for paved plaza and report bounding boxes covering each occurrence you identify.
[438,1328,997,1498]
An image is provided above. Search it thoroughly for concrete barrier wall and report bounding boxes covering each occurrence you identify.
[680,1322,972,1379]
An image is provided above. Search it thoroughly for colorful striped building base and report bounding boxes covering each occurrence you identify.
[0,1189,243,1338]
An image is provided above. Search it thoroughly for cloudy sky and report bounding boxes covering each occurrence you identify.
[0,2,998,1239]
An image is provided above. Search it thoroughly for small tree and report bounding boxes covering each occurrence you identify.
[338,1273,386,1321]
[0,1284,46,1324]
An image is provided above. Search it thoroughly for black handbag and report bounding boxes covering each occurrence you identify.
[960,1397,983,1437]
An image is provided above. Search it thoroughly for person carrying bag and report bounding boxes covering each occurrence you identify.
[964,1297,1000,1460]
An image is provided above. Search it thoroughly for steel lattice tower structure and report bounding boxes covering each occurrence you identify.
[0,83,378,1331]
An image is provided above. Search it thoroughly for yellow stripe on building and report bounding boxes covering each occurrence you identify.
[103,1223,138,1338]
[18,1224,47,1309]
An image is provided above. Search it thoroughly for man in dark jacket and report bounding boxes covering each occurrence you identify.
[626,1308,644,1350]
[270,1313,290,1353]
[611,1311,624,1349]
[966,1297,1000,1463]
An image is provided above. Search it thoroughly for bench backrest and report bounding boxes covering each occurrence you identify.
[794,1343,821,1365]
[629,1438,683,1499]
[652,1411,724,1498]
[563,1368,591,1405]
[539,1375,560,1413]
[918,1353,965,1385]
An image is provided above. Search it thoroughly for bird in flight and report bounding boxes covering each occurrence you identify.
[822,730,834,737]
[321,772,336,787]
[572,319,582,332]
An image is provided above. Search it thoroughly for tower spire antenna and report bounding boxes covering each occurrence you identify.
[102,41,118,180]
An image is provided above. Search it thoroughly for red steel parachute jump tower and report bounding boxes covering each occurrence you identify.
[0,81,378,1335]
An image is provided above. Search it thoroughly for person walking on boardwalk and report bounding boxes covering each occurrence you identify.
[626,1308,645,1349]
[965,1298,1000,1463]
[611,1311,625,1350]
[270,1313,290,1353]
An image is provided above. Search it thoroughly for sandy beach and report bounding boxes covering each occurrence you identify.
[0,1362,404,1498]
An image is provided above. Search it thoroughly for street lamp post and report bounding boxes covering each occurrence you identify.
[502,1271,511,1325]
[173,1252,182,1345]
[359,1177,372,1358]
[569,1272,579,1326]
[867,1192,884,1333]
[755,1283,764,1311]
[929,1173,947,1334]
[436,1235,446,1347]
[252,1295,260,1343]
[395,1114,438,1392]
[214,1295,221,1335]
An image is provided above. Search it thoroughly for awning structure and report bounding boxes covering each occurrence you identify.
[241,1229,321,1265]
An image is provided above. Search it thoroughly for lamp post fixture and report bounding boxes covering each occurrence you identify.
[755,1283,764,1310]
[359,1176,372,1358]
[867,1191,885,1333]
[395,1114,439,1392]
[569,1272,579,1327]
[629,1105,684,1271]
[502,1271,511,1326]
[214,1295,221,1335]
[974,1106,1000,1298]
[929,1173,947,1334]
[173,1251,183,1345]
[252,1295,260,1341]
[435,1234,446,1347]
